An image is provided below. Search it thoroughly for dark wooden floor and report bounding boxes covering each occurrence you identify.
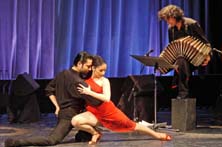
[1,109,222,147]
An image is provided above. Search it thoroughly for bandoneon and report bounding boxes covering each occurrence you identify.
[159,36,211,74]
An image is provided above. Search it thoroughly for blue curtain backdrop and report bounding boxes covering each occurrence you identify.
[0,0,209,79]
[0,0,55,79]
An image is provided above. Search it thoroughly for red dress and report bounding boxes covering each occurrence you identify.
[85,78,136,132]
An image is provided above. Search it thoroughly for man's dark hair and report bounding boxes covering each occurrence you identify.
[158,5,184,22]
[73,51,93,66]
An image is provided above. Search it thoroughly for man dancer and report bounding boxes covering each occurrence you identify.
[5,51,102,147]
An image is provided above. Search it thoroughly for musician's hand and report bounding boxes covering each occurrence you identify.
[201,55,211,66]
[174,65,179,73]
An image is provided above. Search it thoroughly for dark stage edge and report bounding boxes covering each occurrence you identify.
[1,111,222,147]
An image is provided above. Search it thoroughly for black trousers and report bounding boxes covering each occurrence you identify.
[14,107,77,146]
[172,57,193,98]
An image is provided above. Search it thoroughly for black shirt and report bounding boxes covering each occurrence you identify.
[45,68,102,112]
[168,17,209,44]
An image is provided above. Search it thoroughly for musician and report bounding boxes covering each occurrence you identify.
[158,4,211,99]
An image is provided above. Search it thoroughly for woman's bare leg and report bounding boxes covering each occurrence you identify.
[134,123,171,141]
[71,111,101,144]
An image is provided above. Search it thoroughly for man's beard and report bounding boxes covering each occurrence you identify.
[80,70,92,79]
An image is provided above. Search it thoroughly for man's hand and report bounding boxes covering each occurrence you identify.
[77,84,91,95]
[55,107,60,117]
[201,55,211,66]
[49,95,60,117]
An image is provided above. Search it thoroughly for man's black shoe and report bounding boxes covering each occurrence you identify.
[75,130,92,142]
[176,93,189,99]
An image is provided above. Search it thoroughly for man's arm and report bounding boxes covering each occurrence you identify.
[191,22,212,66]
[191,22,210,44]
[45,78,60,116]
[49,95,60,116]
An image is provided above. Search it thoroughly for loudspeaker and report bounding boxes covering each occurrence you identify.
[118,75,159,122]
[13,72,40,96]
[0,81,10,108]
[8,73,40,123]
[129,75,154,94]
[215,94,222,115]
[214,81,222,115]
[171,98,196,131]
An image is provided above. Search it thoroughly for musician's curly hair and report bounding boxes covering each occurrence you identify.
[158,5,184,21]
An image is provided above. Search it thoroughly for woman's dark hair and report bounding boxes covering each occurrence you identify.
[92,55,106,68]
[158,5,184,22]
[73,51,93,66]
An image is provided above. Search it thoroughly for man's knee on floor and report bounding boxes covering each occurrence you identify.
[47,136,62,145]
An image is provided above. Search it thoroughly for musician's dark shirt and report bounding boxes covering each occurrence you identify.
[168,17,209,44]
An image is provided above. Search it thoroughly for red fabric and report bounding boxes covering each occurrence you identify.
[85,78,136,132]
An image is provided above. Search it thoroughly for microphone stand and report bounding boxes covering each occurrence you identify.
[213,48,222,55]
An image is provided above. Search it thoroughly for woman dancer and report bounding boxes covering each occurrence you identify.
[71,55,172,144]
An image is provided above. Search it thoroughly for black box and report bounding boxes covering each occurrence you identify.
[172,98,196,131]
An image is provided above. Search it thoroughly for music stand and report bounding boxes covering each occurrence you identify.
[131,55,177,127]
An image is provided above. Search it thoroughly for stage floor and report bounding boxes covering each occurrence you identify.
[0,111,222,147]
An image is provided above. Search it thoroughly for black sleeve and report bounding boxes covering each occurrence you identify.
[81,94,103,106]
[67,78,87,98]
[45,78,56,97]
[68,79,103,106]
[190,22,210,45]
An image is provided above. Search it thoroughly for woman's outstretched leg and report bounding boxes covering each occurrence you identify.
[134,123,172,141]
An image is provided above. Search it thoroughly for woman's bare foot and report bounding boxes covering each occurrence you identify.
[158,133,172,141]
[88,132,102,145]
